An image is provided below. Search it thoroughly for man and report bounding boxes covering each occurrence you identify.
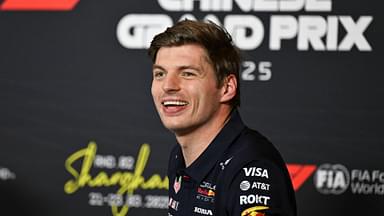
[149,20,296,216]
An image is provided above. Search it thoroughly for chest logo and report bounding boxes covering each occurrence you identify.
[219,157,233,170]
[241,206,269,216]
[196,181,216,203]
[194,207,213,215]
[173,176,182,194]
[243,167,269,178]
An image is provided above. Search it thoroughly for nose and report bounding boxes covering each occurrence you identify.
[162,73,181,92]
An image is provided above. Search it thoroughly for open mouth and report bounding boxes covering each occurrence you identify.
[162,100,189,107]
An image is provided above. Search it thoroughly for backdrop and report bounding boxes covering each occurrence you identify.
[1,0,383,215]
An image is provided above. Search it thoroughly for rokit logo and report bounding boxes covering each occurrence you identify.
[314,164,384,195]
[240,194,270,206]
[117,0,373,51]
[0,0,80,11]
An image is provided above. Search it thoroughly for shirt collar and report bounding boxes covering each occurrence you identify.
[173,109,245,183]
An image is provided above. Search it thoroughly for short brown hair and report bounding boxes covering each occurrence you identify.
[148,20,241,107]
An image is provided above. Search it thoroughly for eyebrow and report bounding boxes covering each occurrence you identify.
[152,64,165,70]
[152,64,201,73]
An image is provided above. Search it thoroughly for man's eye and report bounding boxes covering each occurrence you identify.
[153,71,165,79]
[182,71,196,77]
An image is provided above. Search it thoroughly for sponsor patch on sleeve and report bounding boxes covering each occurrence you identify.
[237,164,274,209]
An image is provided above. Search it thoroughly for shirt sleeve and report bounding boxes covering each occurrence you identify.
[225,160,295,216]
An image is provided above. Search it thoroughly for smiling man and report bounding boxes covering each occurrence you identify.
[149,20,296,216]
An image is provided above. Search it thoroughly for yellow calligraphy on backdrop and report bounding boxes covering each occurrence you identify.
[64,142,169,216]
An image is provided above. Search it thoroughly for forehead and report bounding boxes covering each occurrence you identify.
[155,44,211,66]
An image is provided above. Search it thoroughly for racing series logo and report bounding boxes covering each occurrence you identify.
[314,163,384,195]
[314,164,350,194]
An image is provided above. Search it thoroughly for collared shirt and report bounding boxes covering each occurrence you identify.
[168,110,297,216]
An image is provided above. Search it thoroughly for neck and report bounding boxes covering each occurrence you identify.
[175,106,233,167]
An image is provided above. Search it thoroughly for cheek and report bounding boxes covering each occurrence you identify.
[151,82,158,99]
[193,86,217,106]
[151,87,162,112]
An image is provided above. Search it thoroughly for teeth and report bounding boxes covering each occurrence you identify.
[162,100,188,106]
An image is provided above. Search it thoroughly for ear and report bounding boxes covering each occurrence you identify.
[220,74,237,103]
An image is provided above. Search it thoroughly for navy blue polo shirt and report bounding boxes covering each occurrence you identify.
[168,110,296,216]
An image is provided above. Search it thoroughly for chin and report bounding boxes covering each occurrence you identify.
[162,122,187,134]
[163,123,184,132]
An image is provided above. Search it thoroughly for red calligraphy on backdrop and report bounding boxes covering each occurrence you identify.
[0,0,80,11]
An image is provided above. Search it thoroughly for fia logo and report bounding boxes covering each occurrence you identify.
[314,164,350,194]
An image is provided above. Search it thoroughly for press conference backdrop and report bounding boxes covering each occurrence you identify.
[0,0,383,215]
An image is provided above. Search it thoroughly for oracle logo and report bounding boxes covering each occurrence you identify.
[0,0,80,11]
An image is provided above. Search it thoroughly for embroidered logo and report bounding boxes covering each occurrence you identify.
[168,197,179,211]
[173,176,182,194]
[220,157,233,170]
[241,206,269,216]
[194,207,213,215]
[196,181,216,203]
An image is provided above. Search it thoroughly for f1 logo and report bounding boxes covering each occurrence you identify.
[287,164,317,191]
[0,0,80,11]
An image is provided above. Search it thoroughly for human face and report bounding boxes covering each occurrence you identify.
[151,44,225,135]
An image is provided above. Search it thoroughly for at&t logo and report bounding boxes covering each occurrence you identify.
[314,164,350,194]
